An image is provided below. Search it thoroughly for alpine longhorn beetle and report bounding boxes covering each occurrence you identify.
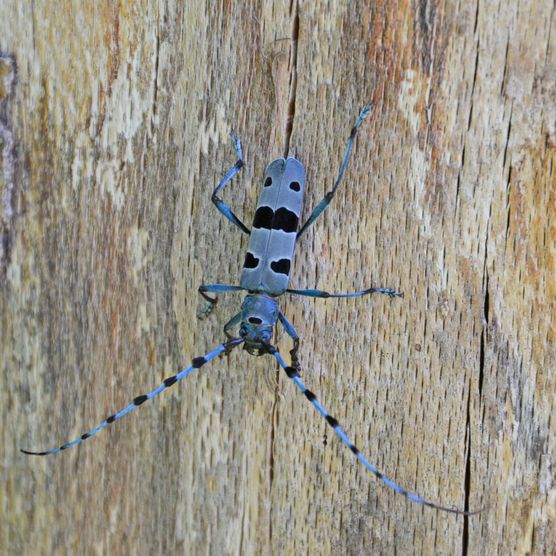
[22,104,480,515]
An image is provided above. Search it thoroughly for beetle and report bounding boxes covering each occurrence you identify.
[22,105,479,515]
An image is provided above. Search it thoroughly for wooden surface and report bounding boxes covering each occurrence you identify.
[1,1,554,554]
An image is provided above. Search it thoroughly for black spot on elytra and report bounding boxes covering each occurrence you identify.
[289,181,301,191]
[164,376,177,387]
[252,206,298,233]
[243,252,259,269]
[273,207,298,233]
[264,177,272,187]
[270,258,290,276]
[248,317,263,324]
[134,395,148,406]
[192,357,206,368]
[253,206,273,229]
[325,415,339,428]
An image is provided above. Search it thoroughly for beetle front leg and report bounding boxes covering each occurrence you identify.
[278,312,301,374]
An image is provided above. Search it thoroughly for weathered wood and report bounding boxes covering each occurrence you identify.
[1,1,554,554]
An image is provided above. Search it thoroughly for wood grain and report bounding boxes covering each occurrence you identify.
[1,1,554,554]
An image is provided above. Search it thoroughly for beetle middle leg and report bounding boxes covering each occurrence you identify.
[198,284,245,318]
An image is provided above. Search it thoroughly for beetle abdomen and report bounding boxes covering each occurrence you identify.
[240,158,305,295]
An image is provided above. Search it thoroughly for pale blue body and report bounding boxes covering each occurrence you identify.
[240,157,305,296]
[21,104,479,516]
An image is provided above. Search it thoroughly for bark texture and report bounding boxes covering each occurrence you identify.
[1,1,554,554]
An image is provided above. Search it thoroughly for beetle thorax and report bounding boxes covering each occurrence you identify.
[239,294,279,355]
